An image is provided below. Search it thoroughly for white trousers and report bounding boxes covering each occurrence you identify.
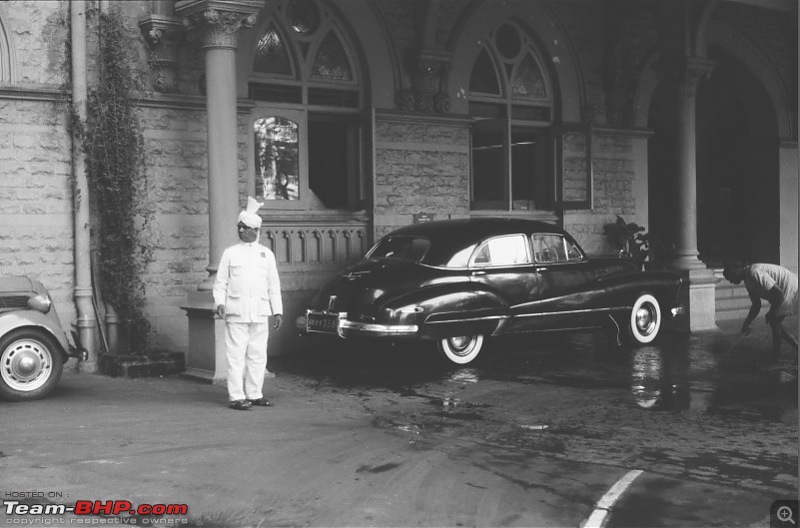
[225,321,269,401]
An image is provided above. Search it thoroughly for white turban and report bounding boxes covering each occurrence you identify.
[237,196,263,228]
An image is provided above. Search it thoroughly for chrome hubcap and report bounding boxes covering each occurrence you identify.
[449,336,472,354]
[1,340,51,391]
[636,305,655,335]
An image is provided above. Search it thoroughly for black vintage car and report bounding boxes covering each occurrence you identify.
[302,218,684,364]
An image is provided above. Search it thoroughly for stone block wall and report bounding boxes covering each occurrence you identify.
[0,95,76,324]
[138,104,210,351]
[563,130,644,256]
[373,113,471,238]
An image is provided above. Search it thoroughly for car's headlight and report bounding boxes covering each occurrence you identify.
[27,294,52,314]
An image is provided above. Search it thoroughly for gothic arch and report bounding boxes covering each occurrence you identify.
[236,0,398,108]
[706,19,793,139]
[447,0,584,122]
[631,19,793,140]
[0,4,19,84]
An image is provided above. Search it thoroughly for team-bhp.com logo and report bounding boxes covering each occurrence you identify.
[3,499,188,524]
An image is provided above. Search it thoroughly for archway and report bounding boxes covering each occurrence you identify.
[696,47,779,266]
[648,47,780,267]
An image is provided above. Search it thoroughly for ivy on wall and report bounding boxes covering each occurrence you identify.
[79,8,153,354]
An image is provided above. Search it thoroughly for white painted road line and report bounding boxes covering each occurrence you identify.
[583,469,644,528]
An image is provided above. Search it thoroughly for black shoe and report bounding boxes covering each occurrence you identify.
[247,398,274,407]
[229,399,252,411]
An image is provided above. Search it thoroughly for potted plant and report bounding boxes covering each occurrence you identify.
[603,216,674,270]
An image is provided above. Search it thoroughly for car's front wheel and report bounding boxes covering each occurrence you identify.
[437,335,484,365]
[628,293,662,344]
[0,329,64,401]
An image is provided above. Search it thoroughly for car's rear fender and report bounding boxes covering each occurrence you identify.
[381,286,507,340]
[599,271,682,309]
[0,311,71,359]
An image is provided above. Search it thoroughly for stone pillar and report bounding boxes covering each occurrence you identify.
[656,56,717,331]
[176,0,260,381]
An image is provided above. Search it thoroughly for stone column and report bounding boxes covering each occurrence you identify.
[176,0,260,381]
[656,56,718,331]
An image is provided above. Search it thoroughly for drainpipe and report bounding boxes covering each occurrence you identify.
[71,0,98,370]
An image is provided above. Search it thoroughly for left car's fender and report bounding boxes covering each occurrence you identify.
[0,310,70,359]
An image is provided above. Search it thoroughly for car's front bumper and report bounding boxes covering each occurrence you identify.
[301,310,419,338]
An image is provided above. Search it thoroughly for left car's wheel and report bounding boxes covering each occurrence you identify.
[0,329,64,402]
[628,293,662,345]
[437,335,484,365]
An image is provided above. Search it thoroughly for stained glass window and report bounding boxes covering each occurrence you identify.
[511,54,546,99]
[469,48,501,95]
[311,32,352,81]
[287,0,320,35]
[254,25,293,75]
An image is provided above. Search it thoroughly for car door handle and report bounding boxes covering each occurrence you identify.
[472,270,486,276]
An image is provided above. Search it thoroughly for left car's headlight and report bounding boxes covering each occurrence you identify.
[27,294,52,314]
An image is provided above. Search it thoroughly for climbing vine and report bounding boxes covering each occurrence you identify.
[81,8,153,354]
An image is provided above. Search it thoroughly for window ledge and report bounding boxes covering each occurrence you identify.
[470,210,559,223]
[259,209,370,225]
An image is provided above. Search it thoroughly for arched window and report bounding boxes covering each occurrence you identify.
[249,0,363,211]
[468,22,555,213]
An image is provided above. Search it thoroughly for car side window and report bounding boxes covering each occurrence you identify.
[471,234,531,267]
[532,234,581,263]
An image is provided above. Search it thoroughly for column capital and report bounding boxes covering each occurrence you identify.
[400,48,452,113]
[653,56,716,97]
[176,0,261,50]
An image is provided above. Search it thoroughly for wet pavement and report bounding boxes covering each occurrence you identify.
[0,319,797,527]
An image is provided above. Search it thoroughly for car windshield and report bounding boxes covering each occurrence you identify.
[368,235,431,263]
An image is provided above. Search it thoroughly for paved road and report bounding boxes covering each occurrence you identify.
[0,320,797,527]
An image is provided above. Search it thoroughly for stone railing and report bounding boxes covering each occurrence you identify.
[259,218,371,292]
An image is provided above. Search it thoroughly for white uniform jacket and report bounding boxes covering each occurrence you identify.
[213,242,283,323]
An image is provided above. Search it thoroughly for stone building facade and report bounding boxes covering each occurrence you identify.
[0,0,796,374]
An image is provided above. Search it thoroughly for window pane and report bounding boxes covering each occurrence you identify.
[495,24,521,60]
[532,234,567,263]
[311,31,353,81]
[566,239,583,260]
[473,235,530,267]
[254,117,300,201]
[309,118,354,209]
[512,129,551,211]
[511,130,536,210]
[287,0,320,35]
[368,236,430,263]
[254,26,293,75]
[469,48,501,95]
[511,54,546,99]
[472,126,506,209]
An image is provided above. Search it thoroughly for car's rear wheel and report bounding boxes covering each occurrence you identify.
[437,335,484,365]
[628,293,661,344]
[0,328,64,401]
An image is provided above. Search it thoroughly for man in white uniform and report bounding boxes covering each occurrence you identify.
[723,263,798,360]
[213,197,283,410]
